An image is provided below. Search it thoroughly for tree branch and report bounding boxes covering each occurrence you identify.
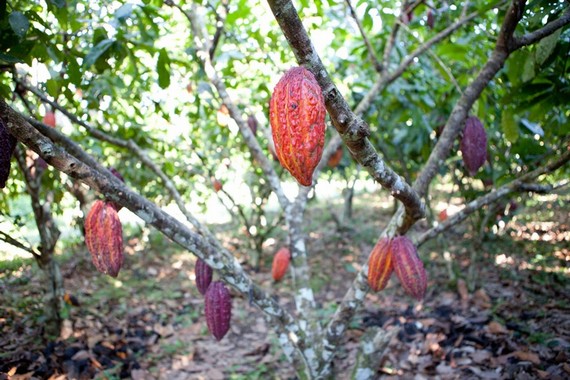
[513,6,570,50]
[345,0,382,72]
[415,148,570,246]
[0,230,41,259]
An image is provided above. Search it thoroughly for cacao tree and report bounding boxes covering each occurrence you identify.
[1,0,569,378]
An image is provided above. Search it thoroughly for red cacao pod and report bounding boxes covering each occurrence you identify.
[272,247,291,281]
[327,145,343,168]
[0,118,17,189]
[195,258,213,295]
[205,281,232,341]
[85,200,124,277]
[460,117,487,176]
[367,237,393,292]
[43,111,56,128]
[438,209,448,222]
[269,67,326,186]
[392,236,427,300]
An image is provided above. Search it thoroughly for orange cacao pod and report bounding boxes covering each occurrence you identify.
[205,281,232,340]
[269,67,326,186]
[392,236,427,300]
[327,145,343,168]
[367,238,393,292]
[85,200,124,277]
[195,258,213,295]
[272,247,291,281]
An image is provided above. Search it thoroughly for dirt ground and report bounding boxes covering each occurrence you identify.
[1,192,569,379]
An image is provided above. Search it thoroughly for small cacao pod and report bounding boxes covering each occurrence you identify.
[205,281,232,341]
[85,200,124,277]
[272,247,291,281]
[426,9,435,29]
[392,236,427,300]
[367,238,393,292]
[438,209,448,222]
[269,67,326,186]
[247,115,258,135]
[460,117,487,176]
[108,167,125,211]
[212,178,222,193]
[327,145,343,168]
[43,111,56,127]
[0,118,17,189]
[195,258,213,295]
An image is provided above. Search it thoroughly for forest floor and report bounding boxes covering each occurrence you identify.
[0,191,569,380]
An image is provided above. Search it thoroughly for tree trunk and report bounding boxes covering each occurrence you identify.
[40,257,64,337]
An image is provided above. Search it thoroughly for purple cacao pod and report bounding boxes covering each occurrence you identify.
[0,118,17,188]
[205,281,232,341]
[460,117,487,176]
[195,258,213,295]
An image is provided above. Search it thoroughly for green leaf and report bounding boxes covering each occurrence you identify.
[83,39,114,68]
[157,48,171,89]
[535,29,561,66]
[0,52,23,64]
[501,108,518,143]
[49,0,66,8]
[9,12,30,39]
[46,78,59,97]
[115,3,134,20]
[67,59,81,85]
[522,54,535,83]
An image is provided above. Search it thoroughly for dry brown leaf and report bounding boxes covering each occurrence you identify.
[457,279,469,301]
[131,369,151,380]
[473,288,492,309]
[513,350,540,365]
[487,321,509,334]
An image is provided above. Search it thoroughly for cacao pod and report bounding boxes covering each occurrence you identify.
[212,178,222,193]
[460,117,487,176]
[327,145,343,168]
[195,258,213,295]
[85,200,124,277]
[272,247,291,282]
[392,236,427,300]
[438,209,448,222]
[205,281,232,341]
[108,167,125,211]
[426,9,435,29]
[247,115,258,135]
[367,237,393,292]
[269,67,326,186]
[43,112,56,127]
[0,118,17,189]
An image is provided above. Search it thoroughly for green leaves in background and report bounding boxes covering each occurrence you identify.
[8,11,29,38]
[501,108,518,143]
[157,48,171,89]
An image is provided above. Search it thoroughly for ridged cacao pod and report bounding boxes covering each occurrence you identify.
[272,247,291,281]
[108,167,125,211]
[392,236,427,300]
[85,200,124,277]
[460,117,487,176]
[367,238,393,292]
[327,146,343,168]
[269,67,326,186]
[426,10,435,29]
[195,258,213,295]
[43,112,56,127]
[205,281,232,341]
[0,118,17,189]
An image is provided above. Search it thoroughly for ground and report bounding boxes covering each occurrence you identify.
[0,190,569,379]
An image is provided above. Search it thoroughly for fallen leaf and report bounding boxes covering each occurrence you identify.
[457,279,469,301]
[487,321,509,334]
[513,350,540,365]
